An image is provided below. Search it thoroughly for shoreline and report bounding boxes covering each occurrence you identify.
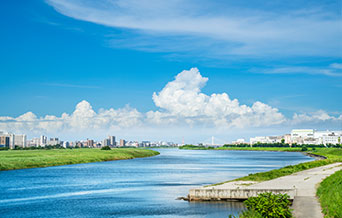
[186,148,342,217]
[0,148,160,171]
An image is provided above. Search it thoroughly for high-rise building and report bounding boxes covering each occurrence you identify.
[40,135,47,147]
[0,136,10,148]
[87,139,94,147]
[109,136,116,147]
[103,138,110,147]
[119,139,126,147]
[62,141,69,148]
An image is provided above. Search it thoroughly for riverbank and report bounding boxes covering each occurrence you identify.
[187,148,342,218]
[190,162,342,218]
[0,148,159,171]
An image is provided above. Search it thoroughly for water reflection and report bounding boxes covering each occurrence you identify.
[0,149,313,218]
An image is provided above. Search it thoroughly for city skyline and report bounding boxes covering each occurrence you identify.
[0,0,341,142]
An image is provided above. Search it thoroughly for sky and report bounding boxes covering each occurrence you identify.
[0,0,341,143]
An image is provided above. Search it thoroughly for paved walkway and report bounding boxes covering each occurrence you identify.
[203,162,342,218]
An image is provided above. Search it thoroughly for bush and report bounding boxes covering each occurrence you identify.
[239,209,263,218]
[243,192,292,218]
[301,146,308,151]
[101,146,111,150]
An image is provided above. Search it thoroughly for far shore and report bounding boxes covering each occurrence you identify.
[0,148,159,171]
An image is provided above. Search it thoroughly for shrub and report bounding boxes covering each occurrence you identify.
[239,209,263,218]
[101,146,111,150]
[301,146,308,151]
[243,192,292,218]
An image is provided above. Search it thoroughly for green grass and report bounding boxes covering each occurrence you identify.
[0,148,159,171]
[317,169,342,218]
[209,148,342,186]
[216,147,303,152]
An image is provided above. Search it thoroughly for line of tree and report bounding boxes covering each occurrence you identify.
[223,143,342,148]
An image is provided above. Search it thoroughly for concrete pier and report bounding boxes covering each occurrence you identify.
[189,188,296,201]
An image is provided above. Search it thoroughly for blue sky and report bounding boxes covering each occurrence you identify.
[0,0,341,142]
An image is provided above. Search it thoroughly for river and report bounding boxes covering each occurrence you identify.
[0,149,314,217]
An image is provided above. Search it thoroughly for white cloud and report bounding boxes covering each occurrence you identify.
[0,100,142,135]
[149,68,285,127]
[251,63,342,77]
[292,110,342,124]
[1,68,341,139]
[46,0,341,57]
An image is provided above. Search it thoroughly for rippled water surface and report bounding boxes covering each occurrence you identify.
[0,149,314,218]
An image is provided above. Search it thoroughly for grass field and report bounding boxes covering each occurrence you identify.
[216,147,303,152]
[317,169,342,218]
[0,148,159,171]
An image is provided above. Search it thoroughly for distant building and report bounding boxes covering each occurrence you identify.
[0,136,10,148]
[48,138,59,146]
[87,139,94,147]
[119,139,126,147]
[109,136,116,147]
[103,138,110,147]
[14,134,27,148]
[291,129,314,138]
[40,135,47,147]
[63,141,69,148]
[140,141,151,147]
[0,132,15,149]
[322,135,340,145]
[284,134,291,144]
[232,138,245,145]
[28,138,40,147]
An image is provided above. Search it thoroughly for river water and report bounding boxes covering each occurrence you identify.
[0,149,313,218]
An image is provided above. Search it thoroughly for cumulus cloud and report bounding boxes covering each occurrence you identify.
[149,68,285,127]
[0,100,142,135]
[0,68,340,138]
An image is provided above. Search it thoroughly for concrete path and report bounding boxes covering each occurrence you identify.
[203,162,342,218]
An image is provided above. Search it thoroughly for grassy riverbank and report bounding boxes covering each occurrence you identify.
[0,148,159,171]
[317,170,342,218]
[209,148,341,185]
[199,147,341,217]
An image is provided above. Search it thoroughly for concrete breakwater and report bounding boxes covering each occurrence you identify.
[189,188,296,201]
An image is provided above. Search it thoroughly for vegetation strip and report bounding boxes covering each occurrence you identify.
[317,169,342,218]
[0,148,159,171]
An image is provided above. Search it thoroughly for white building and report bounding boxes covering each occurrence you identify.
[232,138,246,145]
[291,129,314,138]
[14,134,27,148]
[28,138,40,147]
[250,136,280,144]
[47,138,59,146]
[322,135,341,145]
[62,141,69,148]
[40,135,47,147]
